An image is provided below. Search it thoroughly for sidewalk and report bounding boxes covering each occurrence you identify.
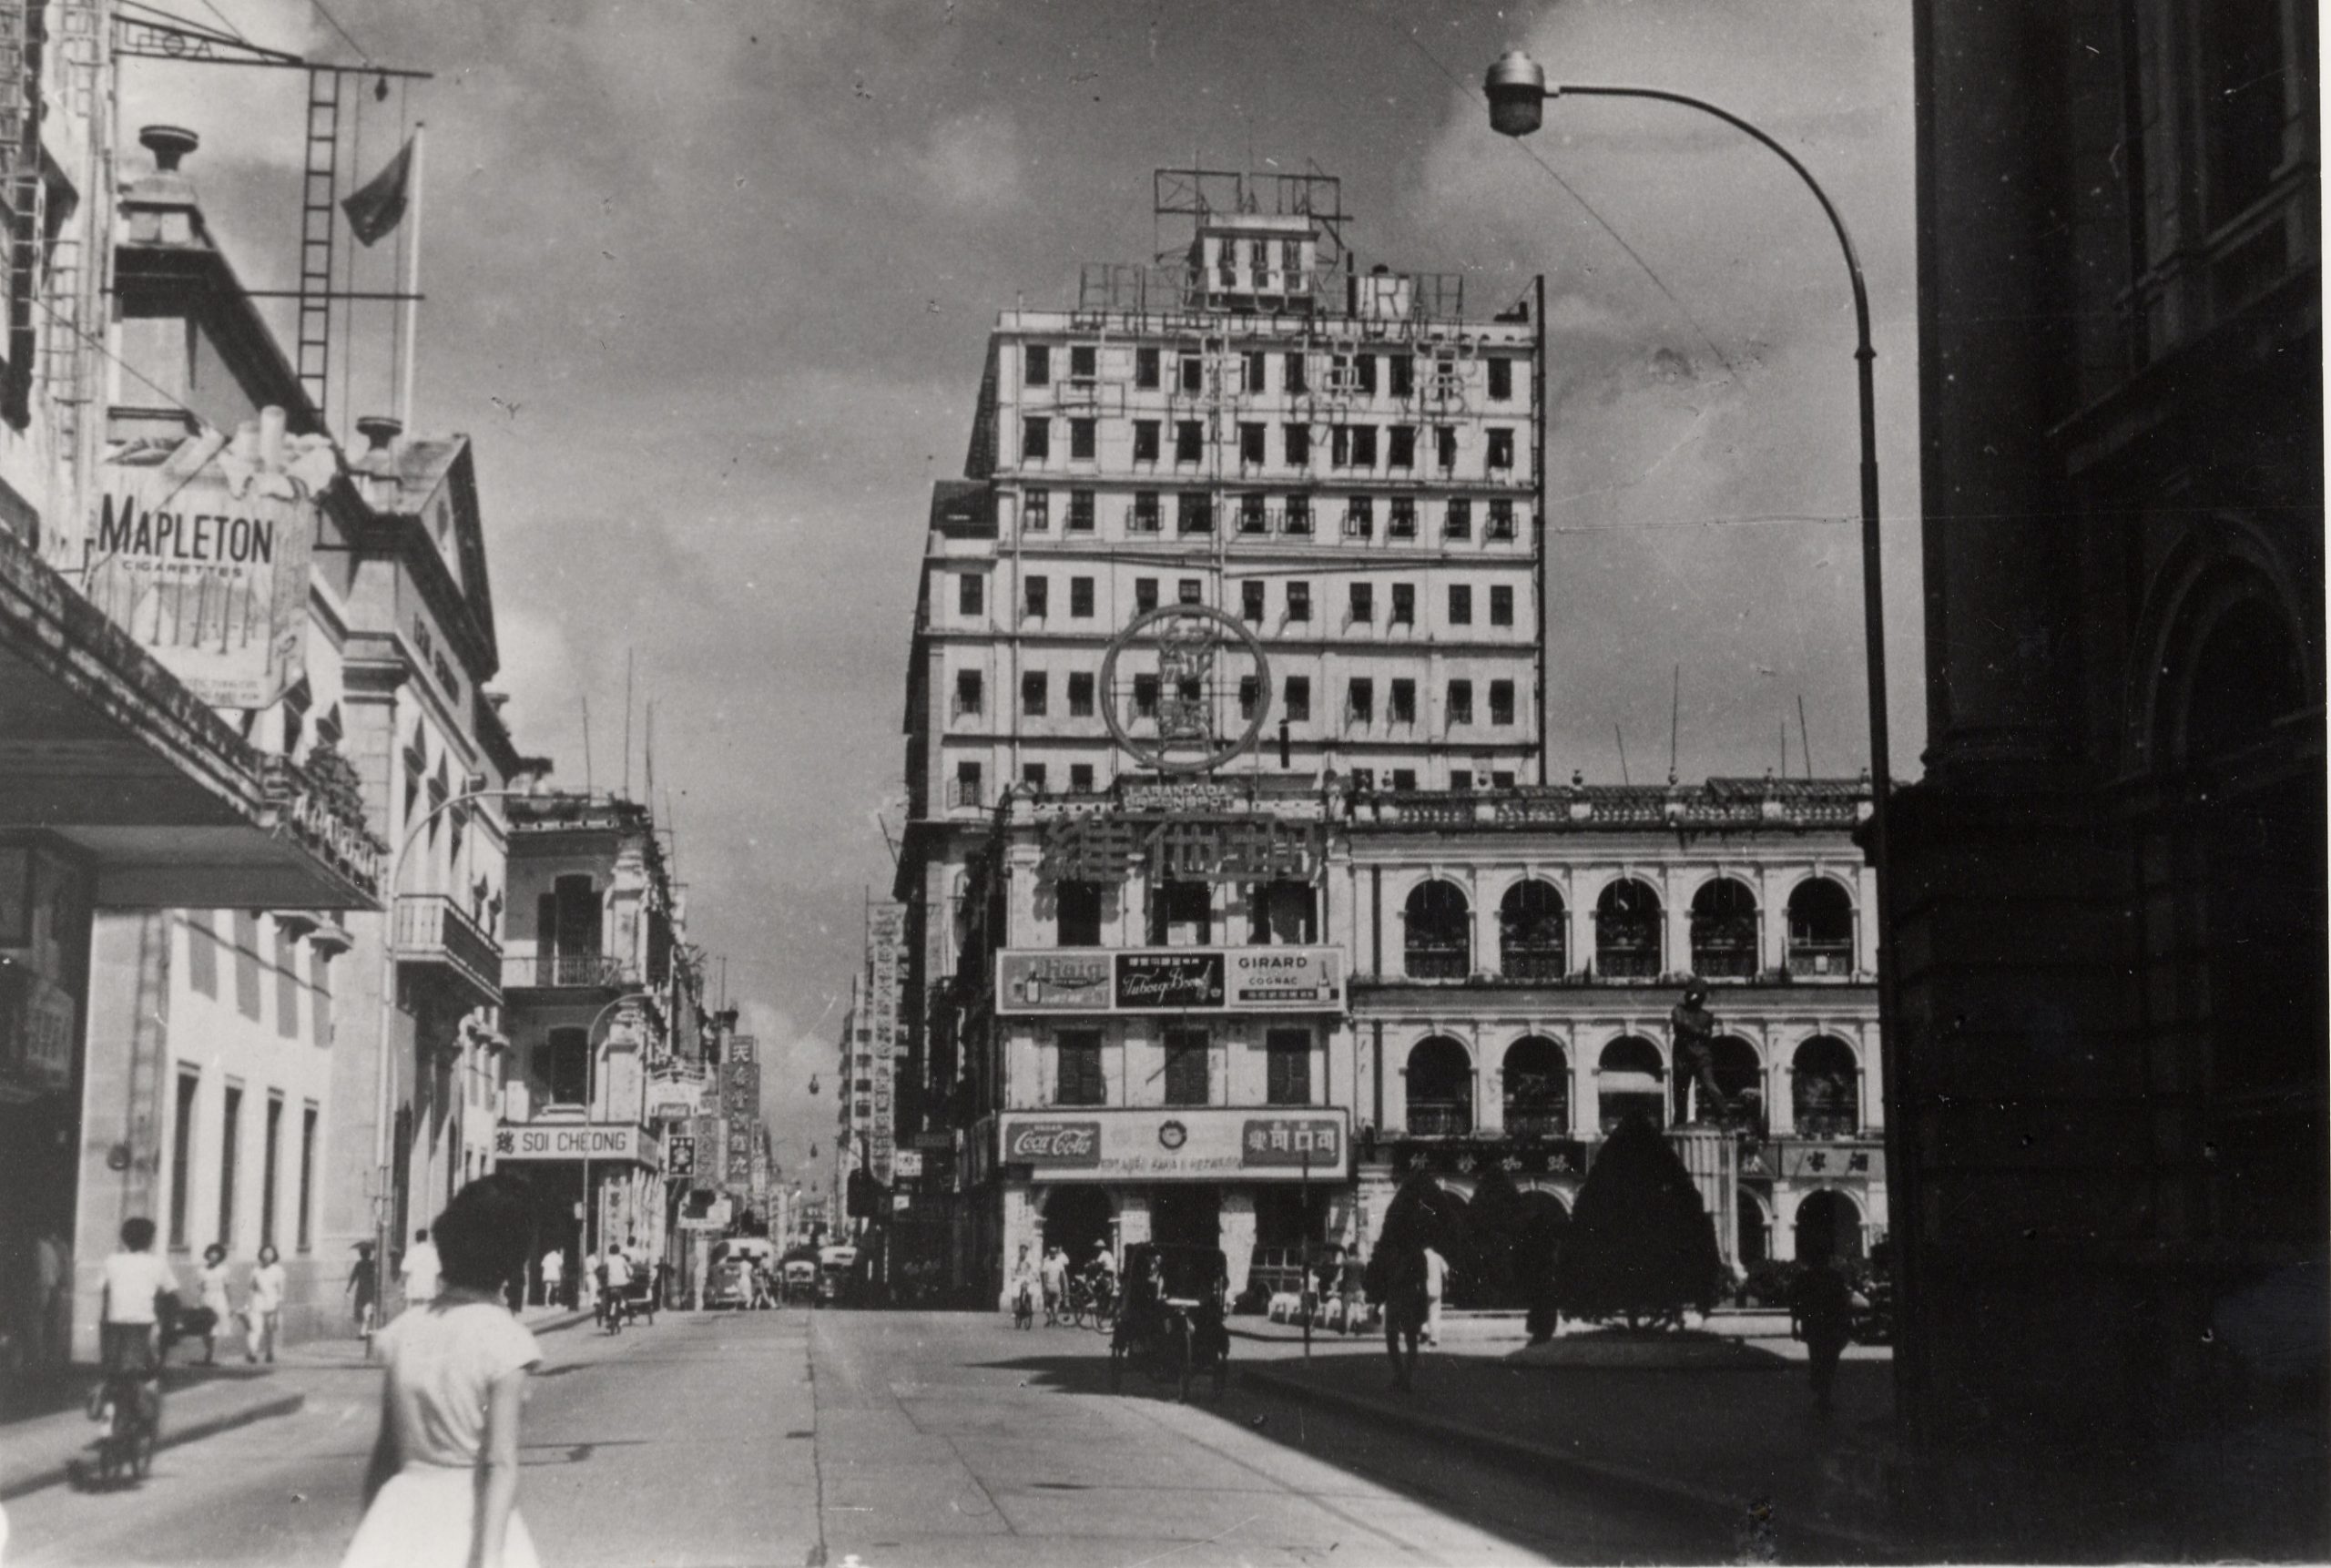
[0,1305,593,1502]
[1241,1339,1913,1562]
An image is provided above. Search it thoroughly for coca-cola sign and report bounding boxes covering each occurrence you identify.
[1004,1120,1101,1166]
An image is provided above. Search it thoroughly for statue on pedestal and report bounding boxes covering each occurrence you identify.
[1670,981,1734,1125]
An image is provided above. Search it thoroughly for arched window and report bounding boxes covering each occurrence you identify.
[1404,881,1471,981]
[1502,1036,1568,1135]
[1689,877,1759,978]
[1499,880,1567,982]
[1792,1035,1859,1137]
[2177,593,2306,765]
[1793,1188,1865,1264]
[1738,1190,1771,1268]
[1679,1035,1766,1133]
[1405,1036,1472,1135]
[1594,878,1663,978]
[1598,1035,1665,1133]
[1786,878,1856,976]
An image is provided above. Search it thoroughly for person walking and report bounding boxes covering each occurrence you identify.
[1007,1244,1037,1328]
[1790,1257,1856,1418]
[195,1245,233,1365]
[602,1245,632,1326]
[1039,1246,1068,1328]
[539,1247,564,1309]
[341,1175,544,1568]
[579,1247,600,1319]
[1420,1243,1449,1349]
[1376,1246,1428,1391]
[399,1228,442,1311]
[347,1241,380,1343]
[245,1245,287,1363]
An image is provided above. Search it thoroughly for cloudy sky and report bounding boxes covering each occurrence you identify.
[132,0,1918,1172]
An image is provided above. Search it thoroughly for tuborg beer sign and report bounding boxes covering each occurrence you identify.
[996,945,1341,1016]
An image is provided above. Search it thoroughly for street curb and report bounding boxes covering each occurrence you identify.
[1238,1364,1908,1563]
[0,1390,306,1502]
[527,1309,595,1338]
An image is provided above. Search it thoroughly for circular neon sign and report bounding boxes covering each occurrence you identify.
[1098,603,1273,776]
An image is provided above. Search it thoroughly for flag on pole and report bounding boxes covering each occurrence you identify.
[341,137,414,248]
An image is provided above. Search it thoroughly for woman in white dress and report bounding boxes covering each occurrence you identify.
[342,1174,543,1568]
[196,1245,232,1364]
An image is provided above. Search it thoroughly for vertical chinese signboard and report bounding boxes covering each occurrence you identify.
[865,902,905,1184]
[723,1037,758,1191]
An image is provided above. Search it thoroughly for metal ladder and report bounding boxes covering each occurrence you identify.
[296,67,340,421]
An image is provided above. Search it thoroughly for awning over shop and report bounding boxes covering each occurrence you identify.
[0,525,381,910]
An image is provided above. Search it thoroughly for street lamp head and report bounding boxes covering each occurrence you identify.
[1485,49,1548,137]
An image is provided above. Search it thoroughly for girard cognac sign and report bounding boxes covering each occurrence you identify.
[997,945,1341,1016]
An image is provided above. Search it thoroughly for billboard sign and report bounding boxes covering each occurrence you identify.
[997,946,1342,1016]
[996,1108,1348,1182]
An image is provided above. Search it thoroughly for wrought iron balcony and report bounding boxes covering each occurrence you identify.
[1404,943,1469,981]
[1594,947,1662,980]
[1786,941,1856,978]
[1500,947,1568,983]
[502,952,635,992]
[1691,945,1760,979]
[1794,1111,1860,1140]
[392,894,502,1009]
[1404,1102,1472,1137]
[1501,1108,1569,1138]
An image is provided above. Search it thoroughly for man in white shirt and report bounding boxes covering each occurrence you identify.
[1421,1245,1449,1348]
[94,1217,178,1417]
[540,1247,565,1308]
[399,1227,441,1309]
[1039,1247,1068,1326]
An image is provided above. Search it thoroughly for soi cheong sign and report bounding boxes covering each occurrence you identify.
[997,946,1341,1016]
[998,1108,1349,1182]
[492,1122,660,1166]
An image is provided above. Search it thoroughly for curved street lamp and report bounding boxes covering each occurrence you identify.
[578,989,655,1263]
[1482,48,1912,1407]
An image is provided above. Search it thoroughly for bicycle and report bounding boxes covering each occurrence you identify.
[74,1344,161,1492]
[1011,1281,1034,1330]
[1064,1273,1095,1329]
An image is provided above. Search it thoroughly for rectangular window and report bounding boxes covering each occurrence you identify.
[1391,583,1416,625]
[1344,496,1373,538]
[169,1069,198,1251]
[1285,676,1311,721]
[1490,679,1516,725]
[1451,769,1474,792]
[219,1084,242,1246]
[1135,578,1159,615]
[1267,1028,1313,1106]
[1132,492,1161,533]
[1023,762,1047,791]
[1024,575,1049,618]
[1488,357,1514,400]
[1136,347,1161,389]
[1023,490,1051,532]
[1024,344,1051,386]
[1488,499,1516,540]
[955,760,983,808]
[1349,583,1374,623]
[1022,671,1049,718]
[1488,428,1515,469]
[1239,423,1266,465]
[1133,674,1159,718]
[1176,493,1212,534]
[1492,771,1516,789]
[1389,355,1415,398]
[1175,421,1203,463]
[298,1105,317,1252]
[1389,498,1417,538]
[1056,1030,1105,1106]
[1389,425,1415,468]
[1491,585,1514,626]
[1284,423,1310,464]
[1180,355,1205,393]
[1445,498,1472,540]
[187,911,218,998]
[1238,676,1259,718]
[1065,671,1095,717]
[1349,768,1375,791]
[1070,577,1094,617]
[1347,678,1374,724]
[1164,1029,1210,1105]
[232,911,262,1022]
[1286,581,1311,623]
[1355,354,1379,395]
[1070,418,1096,460]
[1450,585,1473,625]
[1134,421,1161,463]
[959,574,983,616]
[1241,581,1265,623]
[1435,426,1458,468]
[1330,425,1351,468]
[309,946,331,1047]
[1448,679,1474,726]
[261,1094,283,1249]
[1284,495,1312,535]
[955,669,984,717]
[1176,578,1203,606]
[1071,344,1097,381]
[1351,426,1378,467]
[1238,494,1266,534]
[1023,417,1050,462]
[1068,490,1095,532]
[1389,678,1417,723]
[1244,351,1267,393]
[1391,769,1418,790]
[1285,352,1308,393]
[1069,763,1095,792]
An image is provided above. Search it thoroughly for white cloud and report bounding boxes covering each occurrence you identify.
[914,111,1030,209]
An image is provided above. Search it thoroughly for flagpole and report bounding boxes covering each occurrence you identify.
[396,122,426,433]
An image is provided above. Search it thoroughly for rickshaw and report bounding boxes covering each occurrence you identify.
[1108,1242,1230,1401]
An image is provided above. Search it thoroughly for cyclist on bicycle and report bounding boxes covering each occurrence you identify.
[1007,1245,1038,1329]
[1085,1247,1118,1316]
[94,1217,177,1423]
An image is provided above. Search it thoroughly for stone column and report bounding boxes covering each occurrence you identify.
[1663,876,1692,979]
[1771,1041,1797,1135]
[1572,1044,1597,1139]
[1000,1181,1043,1309]
[1668,1126,1738,1272]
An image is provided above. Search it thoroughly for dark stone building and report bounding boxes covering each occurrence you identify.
[1899,0,2322,1552]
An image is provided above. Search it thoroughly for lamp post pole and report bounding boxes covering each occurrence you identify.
[1482,51,1914,1419]
[371,782,534,1323]
[579,990,653,1278]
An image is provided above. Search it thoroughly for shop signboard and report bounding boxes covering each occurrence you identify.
[646,1075,703,1122]
[666,1136,696,1176]
[996,946,1342,1016]
[891,1150,923,1179]
[493,1122,662,1166]
[997,1107,1349,1182]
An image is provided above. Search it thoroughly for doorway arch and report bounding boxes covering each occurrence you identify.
[1042,1186,1116,1270]
[1793,1188,1865,1265]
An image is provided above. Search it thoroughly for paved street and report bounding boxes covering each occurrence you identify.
[5,1309,1725,1567]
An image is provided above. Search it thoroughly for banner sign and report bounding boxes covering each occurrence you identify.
[997,946,1342,1016]
[78,432,332,709]
[493,1122,661,1166]
[998,1108,1349,1182]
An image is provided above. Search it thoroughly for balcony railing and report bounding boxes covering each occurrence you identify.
[1404,944,1469,981]
[1691,945,1760,979]
[1786,941,1855,978]
[1594,947,1662,980]
[1405,1103,1472,1137]
[392,894,503,1008]
[1794,1111,1859,1140]
[1501,1108,1568,1138]
[503,952,634,992]
[1501,947,1567,983]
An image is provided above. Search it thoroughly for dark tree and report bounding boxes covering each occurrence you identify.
[1461,1168,1530,1307]
[1365,1174,1469,1301]
[1553,1118,1725,1328]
